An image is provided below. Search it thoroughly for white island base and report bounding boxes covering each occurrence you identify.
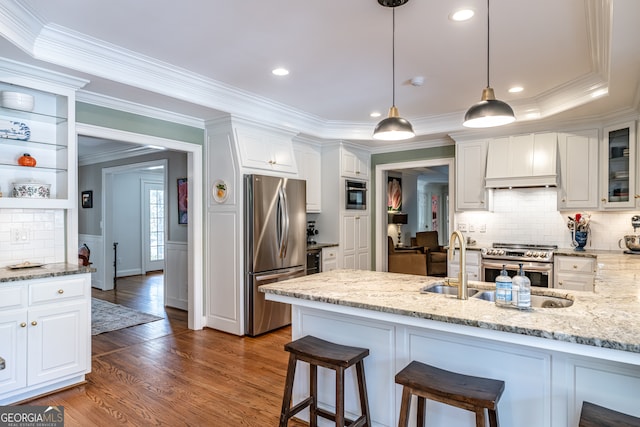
[266,295,640,427]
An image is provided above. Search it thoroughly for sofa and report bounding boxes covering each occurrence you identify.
[388,236,428,276]
[411,231,448,277]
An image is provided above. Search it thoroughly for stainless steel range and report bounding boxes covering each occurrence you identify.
[481,243,557,288]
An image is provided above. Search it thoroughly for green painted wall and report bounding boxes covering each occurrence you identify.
[370,144,455,265]
[76,102,204,144]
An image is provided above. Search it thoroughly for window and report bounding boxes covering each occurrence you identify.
[149,188,165,261]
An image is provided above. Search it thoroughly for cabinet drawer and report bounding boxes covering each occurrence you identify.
[29,278,87,305]
[555,256,595,274]
[0,286,26,310]
[322,247,337,261]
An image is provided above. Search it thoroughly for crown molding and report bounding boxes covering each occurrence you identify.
[78,145,163,167]
[76,90,206,129]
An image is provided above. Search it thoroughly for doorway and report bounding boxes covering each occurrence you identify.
[77,123,203,330]
[375,158,455,272]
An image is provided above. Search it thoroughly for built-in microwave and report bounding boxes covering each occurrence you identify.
[345,179,367,210]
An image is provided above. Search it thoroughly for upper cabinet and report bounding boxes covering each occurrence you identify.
[234,121,298,175]
[455,139,491,210]
[341,145,369,179]
[293,140,322,212]
[0,79,78,209]
[600,121,636,209]
[557,130,599,209]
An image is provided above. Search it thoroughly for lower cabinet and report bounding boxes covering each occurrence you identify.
[448,250,481,281]
[0,274,90,404]
[321,247,338,272]
[554,256,596,291]
[342,214,370,270]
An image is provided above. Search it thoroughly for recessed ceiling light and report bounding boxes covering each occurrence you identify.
[272,67,289,76]
[450,9,474,21]
[509,86,524,93]
[370,112,382,118]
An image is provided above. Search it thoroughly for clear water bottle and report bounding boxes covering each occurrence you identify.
[512,263,531,310]
[495,265,512,307]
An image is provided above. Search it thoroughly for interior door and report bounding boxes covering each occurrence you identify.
[143,181,165,273]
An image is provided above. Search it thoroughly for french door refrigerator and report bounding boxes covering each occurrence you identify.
[244,174,306,336]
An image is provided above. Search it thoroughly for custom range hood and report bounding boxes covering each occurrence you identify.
[484,133,558,188]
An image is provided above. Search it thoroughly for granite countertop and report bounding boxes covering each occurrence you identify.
[0,262,94,283]
[307,242,339,251]
[260,252,640,354]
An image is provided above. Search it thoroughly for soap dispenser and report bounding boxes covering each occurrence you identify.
[495,265,512,307]
[512,263,531,310]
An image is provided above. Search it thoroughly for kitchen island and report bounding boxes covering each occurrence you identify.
[261,253,640,427]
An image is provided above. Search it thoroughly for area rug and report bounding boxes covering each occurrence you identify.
[91,298,163,335]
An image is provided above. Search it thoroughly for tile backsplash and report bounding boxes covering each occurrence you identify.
[455,188,639,250]
[0,209,66,267]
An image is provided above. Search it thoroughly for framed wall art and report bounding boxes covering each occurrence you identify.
[81,190,93,208]
[177,178,188,224]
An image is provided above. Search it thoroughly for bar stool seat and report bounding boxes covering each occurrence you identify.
[579,401,640,427]
[279,335,371,427]
[395,360,505,427]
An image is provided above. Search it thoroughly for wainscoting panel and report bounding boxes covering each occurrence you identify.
[166,241,188,310]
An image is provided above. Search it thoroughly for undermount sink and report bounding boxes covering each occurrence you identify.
[421,284,479,297]
[473,291,574,308]
[421,284,573,308]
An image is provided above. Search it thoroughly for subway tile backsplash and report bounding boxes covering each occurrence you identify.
[0,208,66,267]
[455,188,638,251]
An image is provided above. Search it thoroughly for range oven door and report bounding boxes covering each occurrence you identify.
[481,260,552,288]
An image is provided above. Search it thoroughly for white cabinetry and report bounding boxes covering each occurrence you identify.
[554,256,596,292]
[0,81,78,209]
[293,141,322,212]
[447,250,481,281]
[321,247,338,272]
[485,132,557,188]
[558,130,599,209]
[342,214,370,270]
[234,121,297,175]
[600,122,636,209]
[341,145,369,179]
[0,274,90,405]
[455,139,491,210]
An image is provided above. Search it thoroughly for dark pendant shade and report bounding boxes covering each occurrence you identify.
[373,106,415,140]
[463,87,515,128]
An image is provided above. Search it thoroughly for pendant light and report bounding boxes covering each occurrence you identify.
[373,0,415,141]
[463,0,515,128]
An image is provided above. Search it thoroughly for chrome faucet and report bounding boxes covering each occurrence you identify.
[447,230,468,300]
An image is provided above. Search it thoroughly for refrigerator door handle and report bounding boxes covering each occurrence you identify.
[276,185,285,259]
[281,185,290,258]
[254,266,306,282]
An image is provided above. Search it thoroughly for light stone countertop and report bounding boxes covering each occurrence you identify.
[260,252,640,354]
[0,262,94,283]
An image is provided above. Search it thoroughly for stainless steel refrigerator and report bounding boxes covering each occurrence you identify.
[244,174,307,336]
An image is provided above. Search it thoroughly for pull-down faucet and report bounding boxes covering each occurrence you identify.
[446,230,468,300]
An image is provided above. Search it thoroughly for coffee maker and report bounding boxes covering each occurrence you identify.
[307,221,319,245]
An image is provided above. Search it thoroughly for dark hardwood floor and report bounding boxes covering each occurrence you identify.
[26,272,307,426]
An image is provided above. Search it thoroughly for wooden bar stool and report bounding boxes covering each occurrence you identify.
[279,335,371,427]
[395,361,505,427]
[579,401,640,427]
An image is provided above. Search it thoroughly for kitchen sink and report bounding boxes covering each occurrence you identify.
[473,291,574,308]
[421,284,479,297]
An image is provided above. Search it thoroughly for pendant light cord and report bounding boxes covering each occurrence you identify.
[392,7,396,106]
[486,0,490,88]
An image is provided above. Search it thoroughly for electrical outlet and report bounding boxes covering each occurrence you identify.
[480,224,487,233]
[458,223,467,232]
[11,228,29,244]
[469,224,476,232]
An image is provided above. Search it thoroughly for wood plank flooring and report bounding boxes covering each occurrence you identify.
[26,272,308,426]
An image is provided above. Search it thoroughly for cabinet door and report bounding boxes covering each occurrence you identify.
[600,122,636,209]
[294,146,321,212]
[356,214,370,270]
[341,147,369,179]
[321,247,338,272]
[341,214,369,270]
[558,130,599,209]
[27,301,88,386]
[0,312,27,395]
[456,140,490,210]
[555,274,594,292]
[235,126,297,174]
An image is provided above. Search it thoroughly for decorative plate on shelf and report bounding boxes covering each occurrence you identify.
[213,179,229,203]
[0,120,30,140]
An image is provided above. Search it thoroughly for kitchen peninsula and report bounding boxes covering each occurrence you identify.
[261,253,640,427]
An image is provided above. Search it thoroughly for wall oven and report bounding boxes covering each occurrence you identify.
[481,243,557,288]
[345,179,367,210]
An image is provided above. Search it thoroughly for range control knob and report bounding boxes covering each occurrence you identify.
[525,251,533,257]
[498,250,505,256]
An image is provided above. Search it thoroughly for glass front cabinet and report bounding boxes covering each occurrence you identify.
[600,121,636,209]
[0,76,79,209]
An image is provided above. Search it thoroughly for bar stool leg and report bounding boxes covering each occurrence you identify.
[310,364,318,427]
[280,354,298,427]
[355,361,371,427]
[335,367,345,426]
[416,396,426,427]
[397,387,412,427]
[475,408,486,427]
[488,409,499,427]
